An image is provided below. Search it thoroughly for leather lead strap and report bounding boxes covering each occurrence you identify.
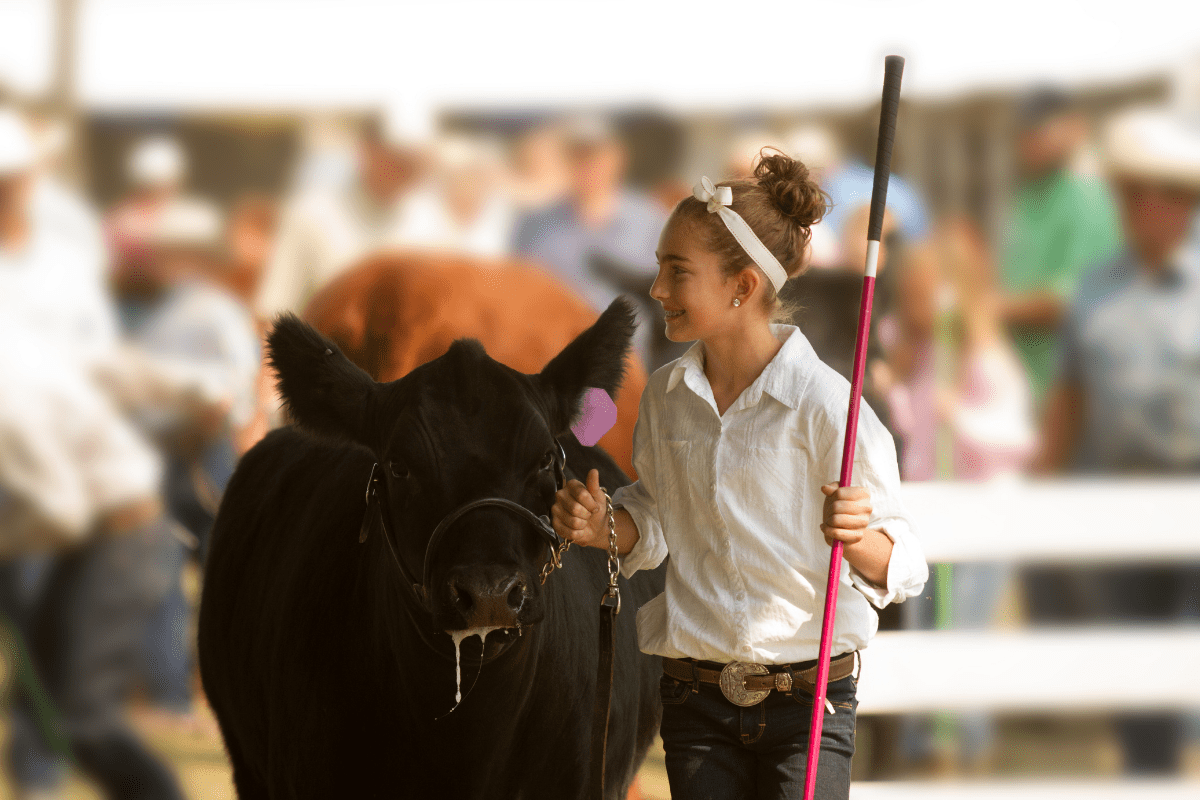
[589,602,617,800]
[358,498,375,544]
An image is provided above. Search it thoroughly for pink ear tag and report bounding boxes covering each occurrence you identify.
[571,388,617,447]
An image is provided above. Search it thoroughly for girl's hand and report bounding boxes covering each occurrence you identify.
[820,483,873,546]
[551,468,609,548]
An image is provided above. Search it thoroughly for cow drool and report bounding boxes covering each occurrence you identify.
[447,626,512,710]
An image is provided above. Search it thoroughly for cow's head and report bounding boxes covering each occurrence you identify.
[267,297,637,651]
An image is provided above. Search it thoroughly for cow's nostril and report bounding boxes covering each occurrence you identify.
[506,580,526,611]
[450,582,473,613]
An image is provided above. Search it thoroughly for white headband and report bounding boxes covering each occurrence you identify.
[693,176,788,293]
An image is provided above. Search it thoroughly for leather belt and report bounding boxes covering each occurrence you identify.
[663,652,857,707]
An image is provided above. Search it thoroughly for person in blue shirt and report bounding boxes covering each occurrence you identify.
[1035,105,1200,775]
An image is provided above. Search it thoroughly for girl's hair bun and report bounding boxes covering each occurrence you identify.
[754,148,828,229]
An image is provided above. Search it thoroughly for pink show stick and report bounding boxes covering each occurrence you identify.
[803,55,905,800]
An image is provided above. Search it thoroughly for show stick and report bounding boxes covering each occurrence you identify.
[803,54,905,800]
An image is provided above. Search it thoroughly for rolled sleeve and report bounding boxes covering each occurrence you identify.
[844,401,929,609]
[612,479,666,578]
[849,515,928,609]
[611,390,667,578]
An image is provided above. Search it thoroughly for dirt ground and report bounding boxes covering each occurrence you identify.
[0,701,1164,800]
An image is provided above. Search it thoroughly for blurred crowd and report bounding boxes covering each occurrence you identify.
[0,69,1199,796]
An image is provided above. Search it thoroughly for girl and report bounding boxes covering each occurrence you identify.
[551,150,929,799]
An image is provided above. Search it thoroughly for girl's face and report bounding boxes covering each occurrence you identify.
[650,216,742,342]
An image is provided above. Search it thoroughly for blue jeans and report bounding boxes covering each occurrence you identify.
[0,554,64,790]
[1,517,186,799]
[659,662,858,800]
[141,435,237,711]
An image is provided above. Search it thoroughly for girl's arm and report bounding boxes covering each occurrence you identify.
[612,507,640,556]
[554,467,642,556]
[818,401,930,608]
[819,483,893,588]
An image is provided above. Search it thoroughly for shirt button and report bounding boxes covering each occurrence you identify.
[736,591,746,602]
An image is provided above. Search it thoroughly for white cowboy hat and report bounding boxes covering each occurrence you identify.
[0,107,37,176]
[381,97,437,150]
[1102,105,1200,190]
[128,136,187,187]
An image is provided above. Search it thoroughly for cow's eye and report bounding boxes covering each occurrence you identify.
[540,450,556,471]
[389,462,409,480]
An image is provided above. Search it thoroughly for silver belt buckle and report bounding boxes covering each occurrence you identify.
[718,661,771,707]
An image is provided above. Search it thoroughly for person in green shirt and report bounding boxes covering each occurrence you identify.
[999,87,1123,409]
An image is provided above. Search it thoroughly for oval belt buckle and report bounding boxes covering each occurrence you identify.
[718,661,771,707]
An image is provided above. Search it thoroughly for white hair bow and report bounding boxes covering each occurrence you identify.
[694,176,733,213]
[692,176,788,293]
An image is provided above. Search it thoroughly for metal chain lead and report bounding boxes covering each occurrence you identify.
[539,535,571,585]
[539,486,620,615]
[601,488,621,614]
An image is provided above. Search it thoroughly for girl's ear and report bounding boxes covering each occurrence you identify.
[736,267,762,300]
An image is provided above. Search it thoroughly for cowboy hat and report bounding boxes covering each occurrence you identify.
[1103,105,1200,190]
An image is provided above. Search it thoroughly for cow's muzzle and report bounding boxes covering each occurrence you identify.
[447,568,530,629]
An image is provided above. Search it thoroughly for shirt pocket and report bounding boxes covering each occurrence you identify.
[739,444,809,507]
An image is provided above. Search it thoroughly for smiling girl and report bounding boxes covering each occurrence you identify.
[552,150,928,799]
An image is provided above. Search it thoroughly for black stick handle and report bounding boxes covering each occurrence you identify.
[867,55,905,243]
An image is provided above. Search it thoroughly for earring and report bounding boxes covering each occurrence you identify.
[732,297,741,307]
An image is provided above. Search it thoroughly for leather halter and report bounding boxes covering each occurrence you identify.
[361,439,568,607]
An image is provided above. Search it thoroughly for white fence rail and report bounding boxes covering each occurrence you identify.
[851,780,1200,800]
[849,479,1200,798]
[899,478,1200,563]
[857,628,1200,714]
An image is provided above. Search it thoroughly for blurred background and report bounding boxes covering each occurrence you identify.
[1,0,1198,798]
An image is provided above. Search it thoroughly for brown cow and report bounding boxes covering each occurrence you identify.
[302,251,647,480]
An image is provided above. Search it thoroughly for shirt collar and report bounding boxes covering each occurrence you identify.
[665,323,817,411]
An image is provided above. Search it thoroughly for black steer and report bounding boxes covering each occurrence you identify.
[198,297,665,799]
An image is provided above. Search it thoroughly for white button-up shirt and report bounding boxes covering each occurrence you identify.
[612,323,928,664]
[0,221,161,553]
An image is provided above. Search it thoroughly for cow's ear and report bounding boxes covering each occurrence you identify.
[537,296,638,436]
[267,314,378,445]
